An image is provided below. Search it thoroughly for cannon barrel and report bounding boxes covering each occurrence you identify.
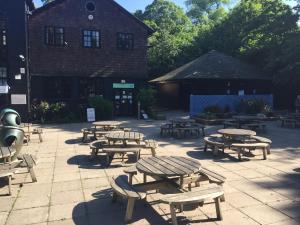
[0,108,21,127]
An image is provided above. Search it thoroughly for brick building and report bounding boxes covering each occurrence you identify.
[29,0,153,116]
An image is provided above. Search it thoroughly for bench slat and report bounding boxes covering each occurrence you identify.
[161,185,223,204]
[103,148,140,153]
[109,175,146,199]
[199,167,226,183]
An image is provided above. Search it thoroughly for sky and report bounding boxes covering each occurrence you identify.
[33,0,297,12]
[33,0,186,11]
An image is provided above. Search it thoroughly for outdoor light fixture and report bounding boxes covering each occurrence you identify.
[19,55,25,61]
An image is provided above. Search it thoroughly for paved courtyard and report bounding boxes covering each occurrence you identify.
[1,113,300,225]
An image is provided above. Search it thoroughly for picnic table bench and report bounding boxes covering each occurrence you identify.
[106,131,144,145]
[0,168,17,195]
[109,175,147,223]
[231,142,269,160]
[103,147,141,165]
[280,117,299,128]
[161,184,224,225]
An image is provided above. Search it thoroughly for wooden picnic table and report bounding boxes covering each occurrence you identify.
[218,129,256,143]
[218,128,256,138]
[106,131,144,145]
[171,118,196,127]
[92,121,122,130]
[136,156,201,188]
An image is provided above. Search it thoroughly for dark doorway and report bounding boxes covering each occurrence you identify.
[114,89,133,116]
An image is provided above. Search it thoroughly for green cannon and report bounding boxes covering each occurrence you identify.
[0,108,24,161]
[0,108,21,127]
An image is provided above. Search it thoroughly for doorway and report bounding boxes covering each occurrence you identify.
[114,89,134,116]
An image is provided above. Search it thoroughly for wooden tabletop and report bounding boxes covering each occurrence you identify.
[218,128,256,137]
[136,156,201,177]
[106,131,144,142]
[92,121,122,127]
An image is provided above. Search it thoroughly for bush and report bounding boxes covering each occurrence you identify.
[137,88,157,116]
[88,96,113,120]
[203,105,223,114]
[236,99,272,114]
[31,100,85,123]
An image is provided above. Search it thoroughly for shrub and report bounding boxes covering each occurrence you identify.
[88,96,113,120]
[236,99,272,114]
[31,100,85,123]
[203,105,223,114]
[137,88,157,116]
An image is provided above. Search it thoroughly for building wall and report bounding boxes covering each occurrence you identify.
[156,79,273,110]
[29,0,149,79]
[0,0,30,119]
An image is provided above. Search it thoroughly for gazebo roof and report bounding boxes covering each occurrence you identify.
[150,50,271,83]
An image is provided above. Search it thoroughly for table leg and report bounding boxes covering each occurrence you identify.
[179,176,184,189]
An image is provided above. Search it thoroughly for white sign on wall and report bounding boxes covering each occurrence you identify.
[0,85,9,94]
[11,94,27,105]
[87,108,95,122]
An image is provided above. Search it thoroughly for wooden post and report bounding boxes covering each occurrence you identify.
[215,197,222,220]
[125,198,135,223]
[170,204,178,225]
[137,101,141,120]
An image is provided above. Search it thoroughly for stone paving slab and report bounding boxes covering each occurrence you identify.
[1,115,300,225]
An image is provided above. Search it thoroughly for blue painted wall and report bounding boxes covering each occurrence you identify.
[190,94,273,116]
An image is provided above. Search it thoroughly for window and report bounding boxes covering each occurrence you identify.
[45,26,65,46]
[83,30,100,48]
[0,19,6,46]
[86,2,96,12]
[0,67,7,84]
[117,33,134,50]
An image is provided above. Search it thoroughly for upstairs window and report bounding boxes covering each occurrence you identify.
[117,33,134,50]
[0,67,7,84]
[45,26,65,46]
[0,19,6,47]
[83,30,100,48]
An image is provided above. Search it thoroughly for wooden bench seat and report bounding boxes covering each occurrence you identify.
[241,123,266,131]
[144,139,158,156]
[81,128,95,142]
[223,120,238,128]
[103,148,141,165]
[160,124,173,137]
[18,154,38,182]
[89,139,107,156]
[160,185,224,225]
[231,143,269,160]
[252,136,272,154]
[204,137,225,156]
[0,168,16,195]
[109,175,146,222]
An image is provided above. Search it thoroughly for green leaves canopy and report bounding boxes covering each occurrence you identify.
[135,0,197,77]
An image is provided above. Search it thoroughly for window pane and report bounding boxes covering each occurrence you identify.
[117,33,133,50]
[45,27,64,46]
[83,30,100,48]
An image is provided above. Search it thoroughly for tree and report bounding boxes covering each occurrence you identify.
[185,0,231,24]
[194,0,299,66]
[135,0,197,77]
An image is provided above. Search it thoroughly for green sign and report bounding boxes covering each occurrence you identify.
[113,83,135,89]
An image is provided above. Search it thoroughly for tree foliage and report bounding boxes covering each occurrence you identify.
[134,0,197,77]
[185,0,231,23]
